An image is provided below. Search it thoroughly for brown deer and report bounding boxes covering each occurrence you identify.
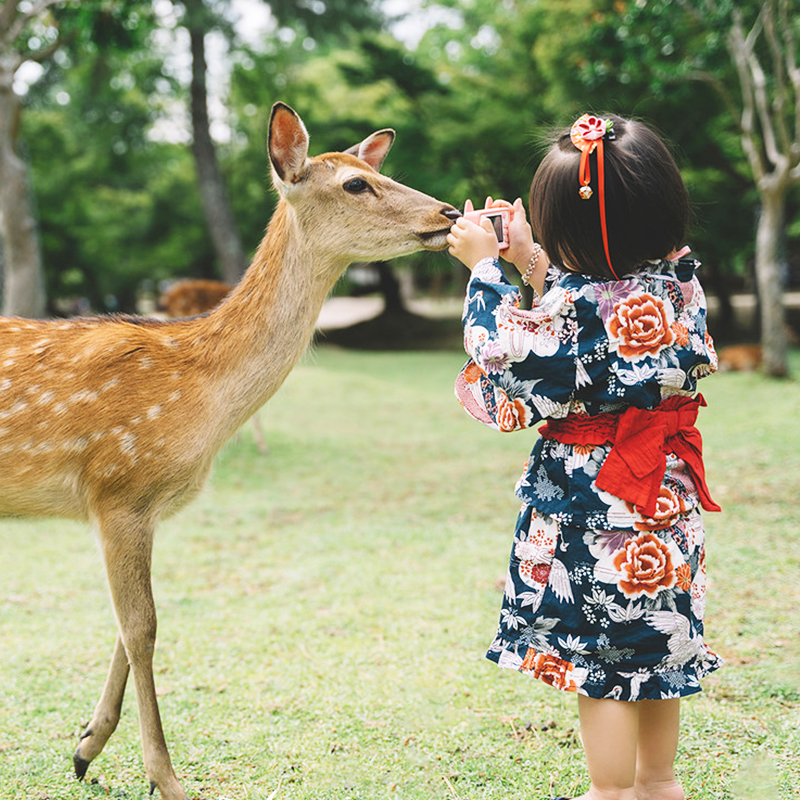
[0,102,458,800]
[717,343,763,372]
[158,278,233,318]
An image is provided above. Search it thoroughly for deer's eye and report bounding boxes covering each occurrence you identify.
[343,177,370,194]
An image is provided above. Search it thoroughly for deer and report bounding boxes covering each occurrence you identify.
[0,101,459,800]
[158,279,233,319]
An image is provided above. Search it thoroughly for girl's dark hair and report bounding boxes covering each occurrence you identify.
[529,115,689,279]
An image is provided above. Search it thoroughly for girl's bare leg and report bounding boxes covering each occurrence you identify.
[635,699,685,800]
[576,695,638,800]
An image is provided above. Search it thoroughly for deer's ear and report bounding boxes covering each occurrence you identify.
[268,102,309,184]
[343,129,395,172]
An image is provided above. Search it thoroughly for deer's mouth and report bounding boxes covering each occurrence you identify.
[417,228,452,250]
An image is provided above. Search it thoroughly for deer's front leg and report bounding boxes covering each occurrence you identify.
[74,634,130,779]
[98,510,188,800]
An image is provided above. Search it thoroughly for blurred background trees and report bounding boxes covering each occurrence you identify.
[0,0,798,374]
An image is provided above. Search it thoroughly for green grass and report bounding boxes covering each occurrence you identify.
[1,346,799,800]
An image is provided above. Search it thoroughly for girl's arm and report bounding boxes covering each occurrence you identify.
[456,260,578,432]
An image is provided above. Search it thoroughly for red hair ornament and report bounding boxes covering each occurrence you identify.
[570,114,619,280]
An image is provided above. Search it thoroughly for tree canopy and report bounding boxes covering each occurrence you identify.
[2,0,798,370]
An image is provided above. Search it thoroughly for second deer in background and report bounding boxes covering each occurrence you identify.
[158,278,233,319]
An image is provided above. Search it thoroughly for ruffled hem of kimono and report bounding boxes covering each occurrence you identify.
[486,641,724,701]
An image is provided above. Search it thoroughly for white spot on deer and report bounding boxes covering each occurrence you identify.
[117,430,137,460]
[0,400,29,420]
[0,379,11,392]
[168,390,181,402]
[36,390,55,406]
[146,405,163,420]
[70,389,99,403]
[64,436,89,453]
[139,356,154,369]
[24,441,55,455]
[171,372,181,381]
[101,378,120,392]
[3,359,15,367]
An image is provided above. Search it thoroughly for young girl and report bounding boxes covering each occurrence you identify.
[446,114,723,800]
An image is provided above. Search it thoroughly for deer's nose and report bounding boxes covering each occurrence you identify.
[441,207,462,222]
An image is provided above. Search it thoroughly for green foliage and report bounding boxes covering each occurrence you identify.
[13,0,800,310]
[24,81,213,311]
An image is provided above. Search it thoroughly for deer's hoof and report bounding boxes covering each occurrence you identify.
[73,752,91,781]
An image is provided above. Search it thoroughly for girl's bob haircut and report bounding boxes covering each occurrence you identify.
[529,115,690,279]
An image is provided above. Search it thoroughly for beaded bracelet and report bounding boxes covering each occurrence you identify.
[521,243,543,286]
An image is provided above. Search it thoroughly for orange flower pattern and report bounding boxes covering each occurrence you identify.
[496,391,531,432]
[613,533,676,598]
[631,486,688,532]
[520,651,585,692]
[608,293,675,361]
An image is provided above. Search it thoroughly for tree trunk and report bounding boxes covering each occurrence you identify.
[188,23,245,284]
[754,193,788,377]
[375,261,406,314]
[0,78,46,318]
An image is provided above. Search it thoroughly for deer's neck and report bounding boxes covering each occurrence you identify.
[196,201,343,438]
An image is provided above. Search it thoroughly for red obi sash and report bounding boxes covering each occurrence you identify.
[539,394,721,518]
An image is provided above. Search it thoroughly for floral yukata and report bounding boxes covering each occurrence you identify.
[456,256,723,701]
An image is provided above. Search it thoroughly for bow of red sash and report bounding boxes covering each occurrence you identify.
[540,394,720,518]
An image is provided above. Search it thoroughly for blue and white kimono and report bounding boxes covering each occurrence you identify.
[456,256,723,700]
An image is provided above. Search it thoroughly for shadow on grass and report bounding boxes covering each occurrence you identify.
[315,310,464,351]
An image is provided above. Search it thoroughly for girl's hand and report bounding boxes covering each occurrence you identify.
[504,198,536,271]
[489,197,548,296]
[483,197,536,270]
[447,213,500,270]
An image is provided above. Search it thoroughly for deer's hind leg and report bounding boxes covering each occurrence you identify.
[74,633,130,779]
[89,508,188,800]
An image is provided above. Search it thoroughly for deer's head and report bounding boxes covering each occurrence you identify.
[268,102,459,266]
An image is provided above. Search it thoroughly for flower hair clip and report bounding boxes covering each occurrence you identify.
[570,114,619,279]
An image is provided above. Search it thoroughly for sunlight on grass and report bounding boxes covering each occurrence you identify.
[1,346,798,799]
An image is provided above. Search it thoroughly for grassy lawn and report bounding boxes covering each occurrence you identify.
[1,344,798,800]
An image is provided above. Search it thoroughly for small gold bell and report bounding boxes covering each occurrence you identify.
[579,185,593,200]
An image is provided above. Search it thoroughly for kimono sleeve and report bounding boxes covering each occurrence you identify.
[455,258,579,432]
